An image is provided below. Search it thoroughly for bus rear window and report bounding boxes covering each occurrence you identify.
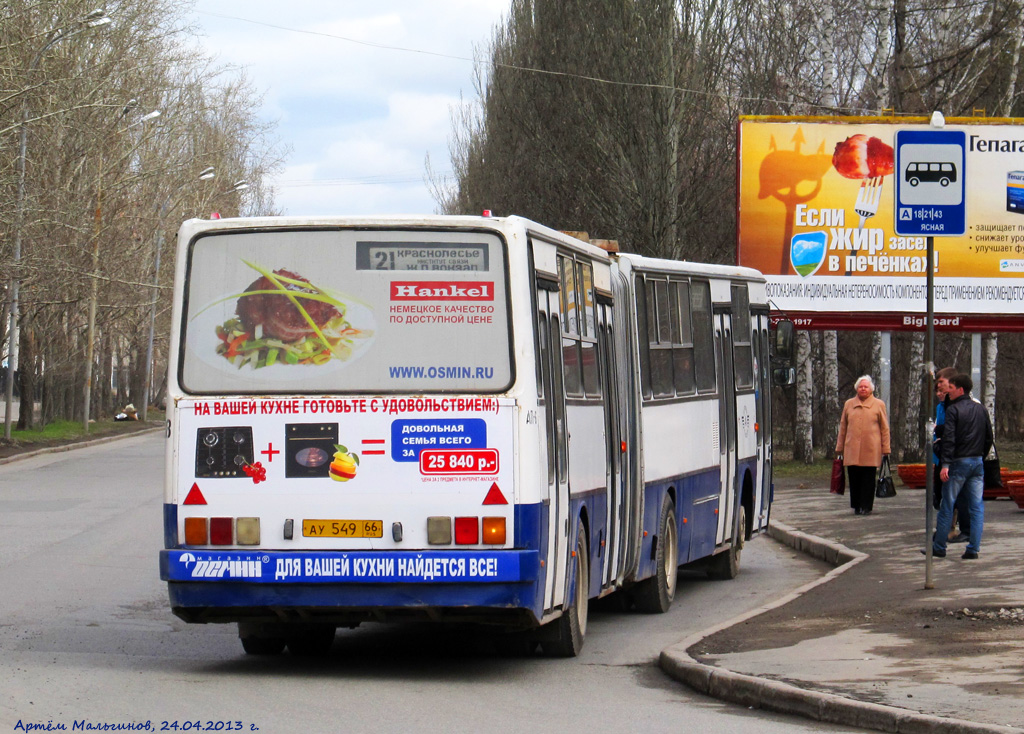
[179,228,511,394]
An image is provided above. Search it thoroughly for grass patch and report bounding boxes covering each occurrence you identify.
[4,412,163,447]
[772,457,833,480]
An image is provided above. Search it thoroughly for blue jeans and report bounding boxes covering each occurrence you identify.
[934,457,984,554]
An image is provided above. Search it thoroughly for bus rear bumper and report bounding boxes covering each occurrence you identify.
[160,548,542,625]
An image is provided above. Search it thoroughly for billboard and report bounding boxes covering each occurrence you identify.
[737,116,1024,330]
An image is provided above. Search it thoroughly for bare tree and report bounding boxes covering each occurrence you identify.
[1,0,286,429]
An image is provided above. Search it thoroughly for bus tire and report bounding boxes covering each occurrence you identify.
[541,523,589,657]
[240,635,285,655]
[286,625,336,656]
[707,504,745,580]
[634,495,677,614]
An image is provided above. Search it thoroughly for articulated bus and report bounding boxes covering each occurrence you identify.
[159,215,793,656]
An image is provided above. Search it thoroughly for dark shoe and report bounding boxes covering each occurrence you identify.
[922,548,946,558]
[861,509,872,516]
[962,550,979,560]
[854,508,863,515]
[949,533,969,543]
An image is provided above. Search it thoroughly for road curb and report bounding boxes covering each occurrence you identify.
[659,520,1024,734]
[0,426,163,466]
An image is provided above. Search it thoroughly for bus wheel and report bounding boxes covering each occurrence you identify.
[542,524,589,657]
[286,625,336,656]
[707,504,745,580]
[634,495,677,613]
[240,635,285,655]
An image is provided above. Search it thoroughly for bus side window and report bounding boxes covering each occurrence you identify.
[651,279,673,398]
[536,310,547,400]
[674,281,695,394]
[635,276,653,400]
[558,256,584,397]
[538,305,556,486]
[731,284,753,390]
[691,280,716,393]
[579,262,601,398]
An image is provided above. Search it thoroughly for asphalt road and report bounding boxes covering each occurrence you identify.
[0,432,860,733]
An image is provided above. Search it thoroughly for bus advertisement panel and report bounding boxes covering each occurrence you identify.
[737,116,1024,325]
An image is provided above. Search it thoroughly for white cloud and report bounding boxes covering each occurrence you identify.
[193,0,507,215]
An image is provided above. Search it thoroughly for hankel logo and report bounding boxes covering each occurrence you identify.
[391,281,493,301]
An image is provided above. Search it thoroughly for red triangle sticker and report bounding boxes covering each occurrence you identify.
[183,483,207,505]
[482,482,508,505]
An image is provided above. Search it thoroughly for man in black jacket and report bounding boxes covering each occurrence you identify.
[933,373,993,560]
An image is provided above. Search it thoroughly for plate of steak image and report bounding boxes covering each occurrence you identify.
[190,262,375,378]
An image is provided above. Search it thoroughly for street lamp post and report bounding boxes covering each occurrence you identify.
[140,166,216,422]
[3,9,111,439]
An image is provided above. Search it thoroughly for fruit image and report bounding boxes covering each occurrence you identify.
[329,444,360,482]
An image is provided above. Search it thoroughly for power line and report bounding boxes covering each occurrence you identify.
[194,9,774,107]
[197,10,923,122]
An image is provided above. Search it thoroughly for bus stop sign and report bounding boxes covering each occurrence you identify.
[894,129,967,236]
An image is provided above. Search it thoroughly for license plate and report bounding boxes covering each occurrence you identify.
[302,520,383,538]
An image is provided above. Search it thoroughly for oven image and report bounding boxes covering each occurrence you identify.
[285,423,339,478]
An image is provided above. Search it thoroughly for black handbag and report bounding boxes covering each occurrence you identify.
[876,456,897,498]
[984,443,1002,489]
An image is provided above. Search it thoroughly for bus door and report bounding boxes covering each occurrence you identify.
[754,315,772,530]
[533,257,570,612]
[714,312,738,545]
[597,298,620,587]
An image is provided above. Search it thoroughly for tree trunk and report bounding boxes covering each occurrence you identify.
[892,0,907,111]
[823,330,839,452]
[999,2,1023,116]
[794,330,814,463]
[900,332,925,461]
[870,331,884,395]
[983,333,997,427]
[16,322,37,430]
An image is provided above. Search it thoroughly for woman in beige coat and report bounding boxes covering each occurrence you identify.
[835,375,891,515]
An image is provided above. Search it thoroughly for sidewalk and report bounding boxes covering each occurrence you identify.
[662,478,1024,733]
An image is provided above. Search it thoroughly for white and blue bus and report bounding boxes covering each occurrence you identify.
[159,214,793,656]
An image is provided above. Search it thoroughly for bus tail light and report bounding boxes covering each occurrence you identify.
[454,517,479,545]
[482,517,506,545]
[183,516,261,546]
[210,517,233,545]
[427,516,452,544]
[184,517,208,545]
[236,517,261,545]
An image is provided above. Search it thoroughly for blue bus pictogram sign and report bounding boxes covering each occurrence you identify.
[895,129,966,236]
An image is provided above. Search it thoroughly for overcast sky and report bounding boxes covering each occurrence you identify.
[192,1,509,216]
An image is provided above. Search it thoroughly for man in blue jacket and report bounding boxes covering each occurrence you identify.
[933,373,994,560]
